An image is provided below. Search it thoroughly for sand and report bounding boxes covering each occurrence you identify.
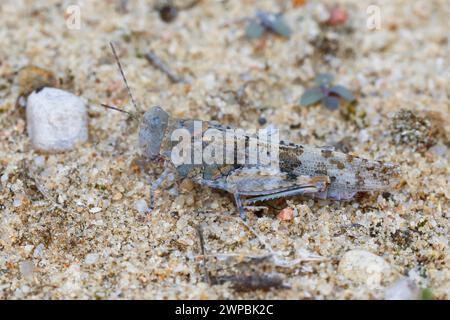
[0,0,448,299]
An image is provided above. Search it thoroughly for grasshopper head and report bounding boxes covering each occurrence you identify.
[139,106,169,160]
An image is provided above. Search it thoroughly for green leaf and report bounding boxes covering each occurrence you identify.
[245,21,264,39]
[322,96,340,110]
[315,73,334,87]
[300,88,324,106]
[330,85,355,101]
[268,15,292,38]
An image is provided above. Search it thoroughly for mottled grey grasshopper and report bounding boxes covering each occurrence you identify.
[103,43,400,221]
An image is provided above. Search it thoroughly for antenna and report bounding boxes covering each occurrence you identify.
[100,103,136,118]
[109,41,142,113]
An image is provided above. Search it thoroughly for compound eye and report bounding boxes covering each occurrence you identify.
[150,116,161,128]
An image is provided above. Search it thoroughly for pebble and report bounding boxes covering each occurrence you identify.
[384,277,420,300]
[112,192,123,201]
[134,199,150,214]
[85,253,99,265]
[358,129,370,144]
[33,155,46,167]
[13,197,22,207]
[429,144,447,157]
[26,87,88,153]
[338,250,391,285]
[33,244,45,258]
[277,207,294,221]
[89,207,102,214]
[326,6,348,26]
[19,260,34,280]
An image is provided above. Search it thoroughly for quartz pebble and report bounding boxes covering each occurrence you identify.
[134,199,150,214]
[19,260,34,280]
[85,253,99,265]
[277,207,294,221]
[338,250,391,285]
[26,87,88,153]
[385,277,420,300]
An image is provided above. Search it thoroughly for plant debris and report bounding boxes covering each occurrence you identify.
[144,50,185,83]
[211,273,289,292]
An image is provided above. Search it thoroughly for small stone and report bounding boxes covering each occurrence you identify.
[277,207,294,221]
[326,6,348,26]
[26,88,88,153]
[112,192,123,201]
[338,250,391,286]
[89,207,102,213]
[159,4,178,23]
[13,197,22,207]
[385,277,420,300]
[358,129,370,144]
[134,199,149,214]
[33,155,46,167]
[33,244,45,258]
[210,201,219,209]
[201,74,216,91]
[84,253,99,265]
[179,179,194,192]
[429,144,447,157]
[19,260,34,280]
[258,116,267,125]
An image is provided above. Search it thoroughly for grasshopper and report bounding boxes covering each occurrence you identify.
[103,43,400,221]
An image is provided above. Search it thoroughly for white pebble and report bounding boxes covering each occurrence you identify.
[385,277,420,300]
[429,144,447,157]
[85,253,99,265]
[33,155,46,167]
[89,207,102,213]
[26,87,88,153]
[33,244,45,258]
[358,129,370,144]
[201,73,216,91]
[13,197,22,207]
[19,260,34,280]
[134,199,149,214]
[338,250,391,286]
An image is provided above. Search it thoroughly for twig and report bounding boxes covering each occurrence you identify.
[195,224,212,285]
[144,51,185,83]
[211,273,289,292]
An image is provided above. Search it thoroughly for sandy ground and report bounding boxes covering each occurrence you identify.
[0,0,449,299]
